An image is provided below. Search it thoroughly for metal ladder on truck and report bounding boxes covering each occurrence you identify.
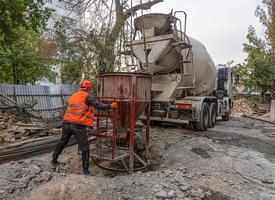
[173,11,196,96]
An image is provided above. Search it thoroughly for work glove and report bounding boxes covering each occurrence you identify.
[111,102,118,109]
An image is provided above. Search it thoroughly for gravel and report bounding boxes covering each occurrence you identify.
[0,118,275,200]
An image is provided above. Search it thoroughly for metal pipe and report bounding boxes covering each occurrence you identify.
[0,136,77,164]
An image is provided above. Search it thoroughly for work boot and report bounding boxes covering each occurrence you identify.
[51,150,61,166]
[83,169,91,176]
[51,158,60,166]
[82,151,90,176]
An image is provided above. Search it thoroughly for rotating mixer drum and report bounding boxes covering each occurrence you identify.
[132,13,217,96]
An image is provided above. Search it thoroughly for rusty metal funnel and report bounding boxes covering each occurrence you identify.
[97,73,151,132]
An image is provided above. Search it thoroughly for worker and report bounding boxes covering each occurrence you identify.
[51,79,117,176]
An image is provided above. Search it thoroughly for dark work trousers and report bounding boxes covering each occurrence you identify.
[52,123,90,170]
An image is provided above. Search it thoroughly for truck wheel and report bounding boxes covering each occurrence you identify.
[208,103,217,128]
[222,112,230,121]
[194,102,209,131]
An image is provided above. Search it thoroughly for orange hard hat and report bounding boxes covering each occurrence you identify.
[79,79,93,90]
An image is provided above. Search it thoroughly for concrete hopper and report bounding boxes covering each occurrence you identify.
[97,72,151,132]
[91,72,151,171]
[134,13,172,36]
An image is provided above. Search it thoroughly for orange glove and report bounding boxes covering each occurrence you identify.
[111,102,118,109]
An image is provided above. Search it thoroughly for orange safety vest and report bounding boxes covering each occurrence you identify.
[63,90,94,127]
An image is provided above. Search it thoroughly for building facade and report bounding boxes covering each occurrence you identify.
[44,0,84,38]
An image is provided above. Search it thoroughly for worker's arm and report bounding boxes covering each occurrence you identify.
[85,95,111,110]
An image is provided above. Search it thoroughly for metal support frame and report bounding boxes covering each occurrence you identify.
[129,76,136,170]
[89,95,150,173]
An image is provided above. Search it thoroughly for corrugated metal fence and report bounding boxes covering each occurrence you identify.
[0,84,77,119]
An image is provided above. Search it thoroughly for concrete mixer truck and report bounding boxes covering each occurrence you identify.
[128,11,234,131]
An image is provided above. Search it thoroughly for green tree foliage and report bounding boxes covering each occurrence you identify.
[0,29,57,84]
[0,0,51,47]
[0,0,56,84]
[240,0,275,96]
[255,0,275,49]
[55,21,84,84]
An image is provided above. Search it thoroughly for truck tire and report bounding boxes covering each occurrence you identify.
[193,102,209,131]
[208,103,217,128]
[222,112,230,121]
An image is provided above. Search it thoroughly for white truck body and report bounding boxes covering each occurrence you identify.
[129,12,233,130]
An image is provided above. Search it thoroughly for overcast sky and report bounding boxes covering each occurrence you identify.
[149,0,264,65]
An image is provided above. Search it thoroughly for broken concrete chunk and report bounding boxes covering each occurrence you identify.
[190,188,205,199]
[179,184,191,192]
[155,189,176,199]
[261,177,273,184]
[0,122,8,129]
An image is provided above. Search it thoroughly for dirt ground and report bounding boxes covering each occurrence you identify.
[1,117,275,200]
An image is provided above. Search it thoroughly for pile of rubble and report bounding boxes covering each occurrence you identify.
[0,109,61,145]
[231,98,253,117]
[231,98,275,125]
[250,102,271,118]
[232,98,271,118]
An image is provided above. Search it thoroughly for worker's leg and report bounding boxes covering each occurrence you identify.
[52,123,73,165]
[71,124,90,175]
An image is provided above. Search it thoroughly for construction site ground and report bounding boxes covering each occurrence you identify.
[1,115,275,200]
